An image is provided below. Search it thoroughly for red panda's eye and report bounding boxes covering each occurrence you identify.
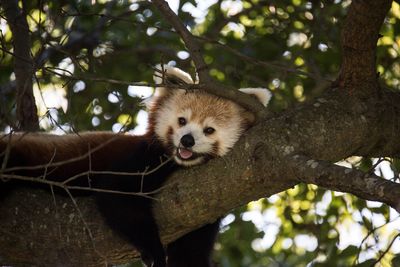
[178,117,186,126]
[204,127,215,135]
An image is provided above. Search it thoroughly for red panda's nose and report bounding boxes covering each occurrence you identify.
[180,134,195,148]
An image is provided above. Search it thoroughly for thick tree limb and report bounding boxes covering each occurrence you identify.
[154,89,400,238]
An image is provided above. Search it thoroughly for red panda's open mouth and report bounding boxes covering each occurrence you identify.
[174,146,212,166]
[175,146,203,162]
[178,147,193,159]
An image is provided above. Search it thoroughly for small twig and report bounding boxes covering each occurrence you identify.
[44,66,155,87]
[41,148,58,180]
[367,158,386,175]
[370,232,400,266]
[352,214,400,266]
[61,157,173,186]
[140,166,150,193]
[49,185,64,240]
[3,135,122,173]
[1,173,155,199]
[152,0,211,83]
[196,34,332,82]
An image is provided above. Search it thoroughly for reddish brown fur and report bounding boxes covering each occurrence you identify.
[211,141,220,156]
[175,92,237,124]
[0,132,151,182]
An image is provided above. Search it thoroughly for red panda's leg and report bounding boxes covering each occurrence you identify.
[166,220,220,267]
[96,193,166,267]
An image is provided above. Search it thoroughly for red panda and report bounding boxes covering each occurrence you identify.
[0,65,271,267]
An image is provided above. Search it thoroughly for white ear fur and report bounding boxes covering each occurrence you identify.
[153,64,194,98]
[154,64,193,84]
[239,88,272,107]
[145,64,193,108]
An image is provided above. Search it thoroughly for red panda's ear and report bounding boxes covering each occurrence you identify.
[239,88,272,107]
[153,64,194,97]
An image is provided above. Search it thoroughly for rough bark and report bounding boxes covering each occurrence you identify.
[1,0,399,266]
[0,189,138,267]
[339,0,392,91]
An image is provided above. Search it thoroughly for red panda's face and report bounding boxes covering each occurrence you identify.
[149,65,271,167]
[152,90,252,166]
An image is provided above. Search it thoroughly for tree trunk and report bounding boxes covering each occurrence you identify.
[3,0,39,131]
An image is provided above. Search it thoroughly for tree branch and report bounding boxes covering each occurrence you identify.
[151,0,210,83]
[339,0,392,92]
[290,154,400,212]
[151,0,267,121]
[35,0,116,68]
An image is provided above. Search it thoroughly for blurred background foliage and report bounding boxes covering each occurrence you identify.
[0,0,399,266]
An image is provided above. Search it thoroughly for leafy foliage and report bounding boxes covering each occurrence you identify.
[0,0,399,266]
